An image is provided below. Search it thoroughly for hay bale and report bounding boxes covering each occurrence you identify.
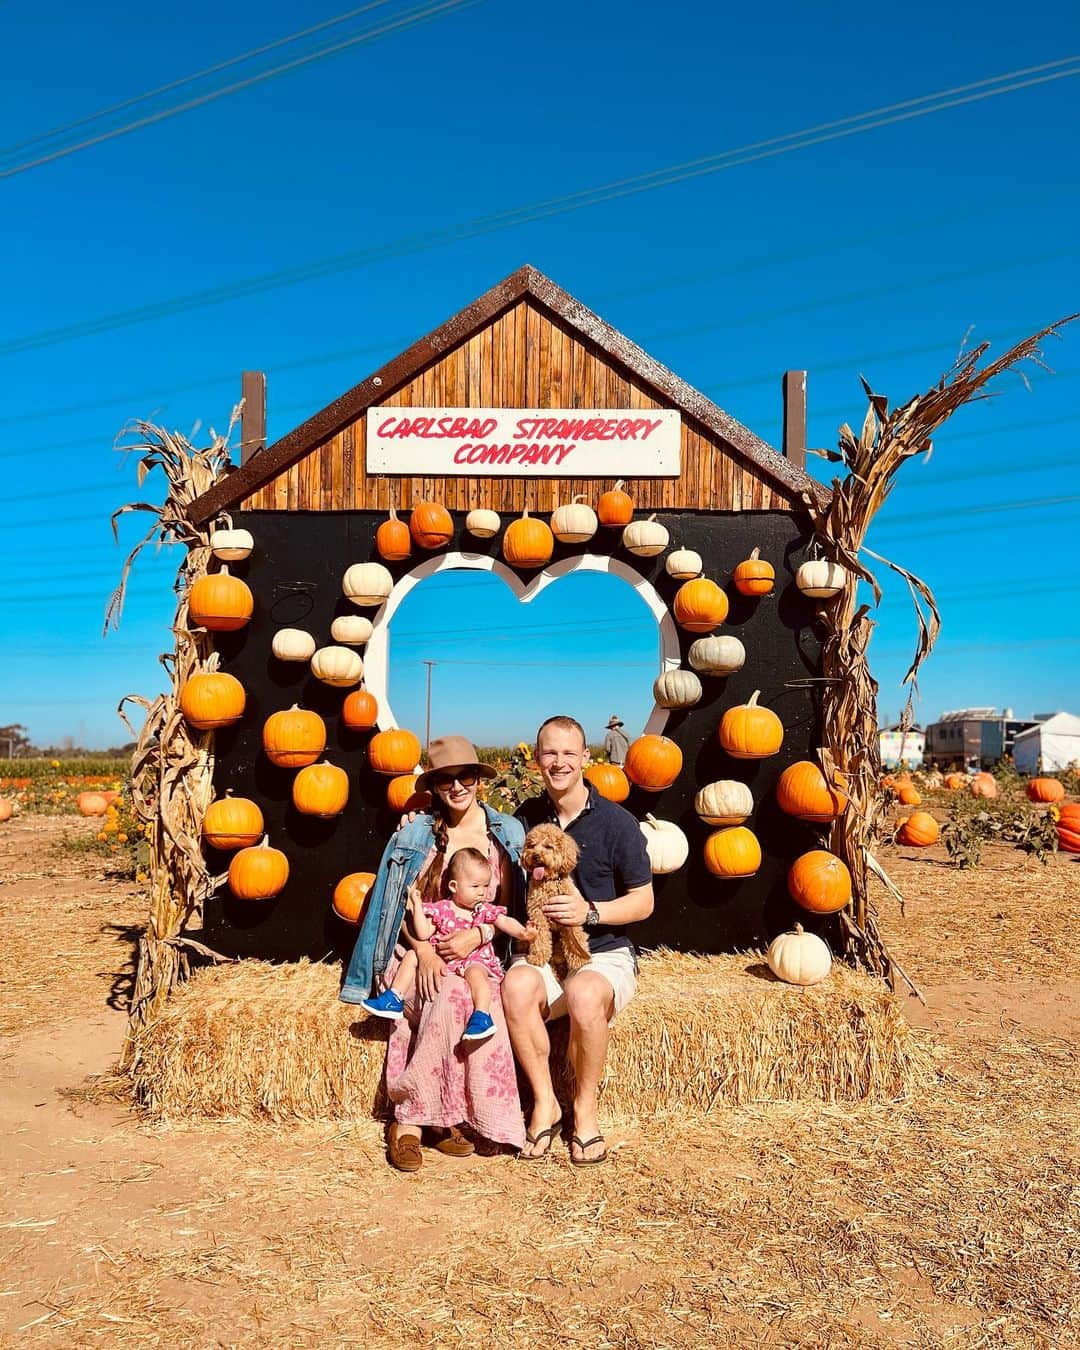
[128,951,934,1123]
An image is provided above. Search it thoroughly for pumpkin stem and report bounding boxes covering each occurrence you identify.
[749,547,761,560]
[573,493,588,504]
[794,923,804,935]
[613,479,625,491]
[747,690,761,708]
[388,507,398,522]
[646,813,658,826]
[646,513,656,522]
[215,512,233,530]
[258,834,269,849]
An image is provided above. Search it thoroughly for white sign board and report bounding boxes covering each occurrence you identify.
[365,407,681,476]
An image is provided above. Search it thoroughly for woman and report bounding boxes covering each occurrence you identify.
[340,735,526,1170]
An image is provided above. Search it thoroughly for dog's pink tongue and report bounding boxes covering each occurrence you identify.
[531,865,546,882]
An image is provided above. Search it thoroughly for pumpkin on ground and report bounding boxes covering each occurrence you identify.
[229,836,289,900]
[77,791,109,817]
[342,562,393,607]
[271,628,316,662]
[332,871,377,923]
[944,772,967,790]
[202,793,264,850]
[0,797,13,822]
[330,614,374,646]
[262,705,327,768]
[311,646,364,688]
[410,501,454,550]
[209,513,254,562]
[502,508,554,569]
[341,688,378,730]
[788,850,852,914]
[368,728,422,775]
[622,514,669,558]
[639,814,689,874]
[767,924,832,986]
[896,783,922,807]
[188,567,254,631]
[624,735,682,792]
[597,480,633,527]
[719,691,783,759]
[776,761,848,822]
[688,635,745,676]
[653,668,703,709]
[550,495,597,544]
[292,762,349,817]
[795,559,847,599]
[897,811,940,847]
[387,774,431,813]
[376,508,411,562]
[1027,777,1065,803]
[179,672,246,730]
[732,547,774,597]
[694,779,753,826]
[971,773,998,799]
[666,547,702,580]
[673,578,728,633]
[704,826,761,878]
[1057,803,1080,853]
[584,762,631,803]
[465,508,500,538]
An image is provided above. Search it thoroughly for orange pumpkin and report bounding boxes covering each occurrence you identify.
[188,567,254,631]
[409,501,454,550]
[502,508,554,570]
[262,705,327,768]
[673,578,729,633]
[376,508,411,562]
[387,774,431,813]
[971,773,998,799]
[368,728,422,775]
[332,871,377,924]
[77,791,109,817]
[1057,803,1080,853]
[584,762,631,803]
[229,836,289,900]
[944,772,967,790]
[0,797,12,822]
[776,761,848,822]
[896,783,922,807]
[597,479,633,527]
[732,547,774,597]
[788,850,852,914]
[897,811,940,847]
[1026,777,1065,803]
[292,762,349,817]
[719,691,783,759]
[179,672,246,730]
[703,826,762,878]
[624,735,682,792]
[203,792,264,850]
[342,688,379,730]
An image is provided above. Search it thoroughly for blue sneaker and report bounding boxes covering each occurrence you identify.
[461,1010,496,1042]
[361,988,405,1020]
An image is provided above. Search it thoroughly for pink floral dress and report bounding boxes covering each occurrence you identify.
[382,836,524,1147]
[421,898,506,981]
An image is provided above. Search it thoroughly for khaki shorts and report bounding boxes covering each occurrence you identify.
[508,948,637,1020]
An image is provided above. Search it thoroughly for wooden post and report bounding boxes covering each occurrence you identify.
[782,370,807,470]
[240,371,266,464]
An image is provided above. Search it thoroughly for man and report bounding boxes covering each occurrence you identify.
[602,714,629,766]
[502,715,654,1164]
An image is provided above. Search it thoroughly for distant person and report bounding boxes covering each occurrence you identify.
[603,715,629,766]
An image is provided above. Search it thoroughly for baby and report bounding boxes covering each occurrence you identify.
[362,847,536,1043]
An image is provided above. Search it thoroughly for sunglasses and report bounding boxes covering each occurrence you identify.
[430,770,479,789]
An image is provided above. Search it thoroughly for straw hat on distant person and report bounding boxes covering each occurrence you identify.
[606,715,624,729]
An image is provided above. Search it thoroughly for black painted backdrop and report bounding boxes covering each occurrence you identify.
[202,508,837,962]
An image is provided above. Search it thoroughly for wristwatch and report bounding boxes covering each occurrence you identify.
[584,902,600,929]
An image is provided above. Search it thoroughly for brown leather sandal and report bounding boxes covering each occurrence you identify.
[433,1126,475,1158]
[387,1129,423,1172]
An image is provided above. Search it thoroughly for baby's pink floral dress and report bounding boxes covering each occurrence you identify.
[421,898,506,981]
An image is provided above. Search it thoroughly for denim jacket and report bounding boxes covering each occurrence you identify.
[339,804,526,1004]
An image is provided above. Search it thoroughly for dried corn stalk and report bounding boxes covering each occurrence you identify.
[108,417,237,1054]
[803,319,1075,988]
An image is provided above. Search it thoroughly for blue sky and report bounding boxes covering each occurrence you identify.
[2,0,1078,748]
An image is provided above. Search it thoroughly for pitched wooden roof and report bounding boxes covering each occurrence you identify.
[188,264,823,524]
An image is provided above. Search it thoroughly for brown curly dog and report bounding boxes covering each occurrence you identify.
[521,823,591,980]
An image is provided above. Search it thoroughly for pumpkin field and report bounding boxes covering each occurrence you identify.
[1,768,1077,1347]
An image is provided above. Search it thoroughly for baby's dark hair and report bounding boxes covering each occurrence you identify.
[446,846,492,882]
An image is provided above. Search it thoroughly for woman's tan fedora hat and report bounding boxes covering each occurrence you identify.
[414,735,497,793]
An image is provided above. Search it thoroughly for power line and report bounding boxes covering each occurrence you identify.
[4,56,1077,356]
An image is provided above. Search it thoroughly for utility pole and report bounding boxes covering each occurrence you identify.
[422,661,437,750]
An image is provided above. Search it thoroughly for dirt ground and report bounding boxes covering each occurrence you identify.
[1,814,1077,1348]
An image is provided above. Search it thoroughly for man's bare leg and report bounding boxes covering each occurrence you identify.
[502,963,559,1156]
[564,971,614,1162]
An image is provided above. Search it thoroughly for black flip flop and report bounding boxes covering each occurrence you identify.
[570,1133,608,1166]
[518,1116,562,1161]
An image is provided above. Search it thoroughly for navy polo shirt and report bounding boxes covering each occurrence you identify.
[516,782,652,955]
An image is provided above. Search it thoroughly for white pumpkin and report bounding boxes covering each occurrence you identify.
[766,924,832,986]
[342,562,393,607]
[688,635,746,676]
[796,559,848,599]
[550,495,598,544]
[694,779,754,826]
[210,513,254,562]
[330,614,374,646]
[271,628,317,662]
[311,646,364,687]
[639,813,689,874]
[465,508,501,539]
[622,514,669,558]
[666,547,702,580]
[653,668,703,709]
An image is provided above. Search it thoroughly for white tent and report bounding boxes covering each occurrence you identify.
[1013,713,1080,774]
